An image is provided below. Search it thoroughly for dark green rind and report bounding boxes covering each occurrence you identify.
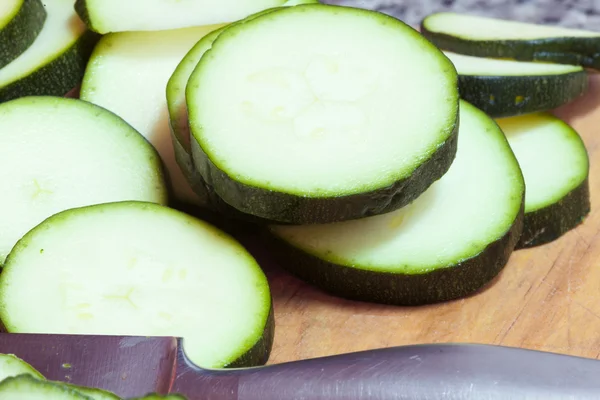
[0,30,100,103]
[420,27,600,70]
[0,0,47,69]
[518,178,590,249]
[226,304,274,368]
[0,375,93,399]
[265,202,524,306]
[191,121,459,225]
[73,0,97,33]
[457,71,588,118]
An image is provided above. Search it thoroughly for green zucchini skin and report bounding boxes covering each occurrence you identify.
[420,28,600,70]
[518,178,590,249]
[73,0,96,33]
[0,30,100,102]
[457,71,588,118]
[191,122,459,225]
[227,304,274,368]
[0,0,47,69]
[264,202,524,306]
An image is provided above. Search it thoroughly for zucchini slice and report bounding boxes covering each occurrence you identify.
[268,101,525,306]
[187,4,459,224]
[421,12,600,69]
[62,384,120,400]
[497,113,590,248]
[0,354,45,382]
[0,0,98,103]
[75,0,318,34]
[0,96,167,264]
[0,0,46,69]
[0,375,92,399]
[0,201,273,369]
[81,25,223,208]
[445,51,588,118]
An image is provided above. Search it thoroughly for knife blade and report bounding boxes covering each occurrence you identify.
[1,333,599,399]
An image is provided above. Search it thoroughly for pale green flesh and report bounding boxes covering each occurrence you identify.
[188,4,458,197]
[0,376,91,399]
[0,354,45,382]
[0,97,167,264]
[81,0,293,33]
[81,25,221,207]
[0,0,21,29]
[444,51,582,76]
[0,0,86,87]
[496,113,588,213]
[0,202,272,369]
[167,3,317,153]
[63,385,119,400]
[424,12,600,41]
[270,101,524,274]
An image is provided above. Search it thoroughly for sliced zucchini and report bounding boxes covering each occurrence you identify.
[0,0,98,103]
[0,201,273,369]
[188,4,459,224]
[0,96,167,264]
[62,384,120,400]
[0,374,92,399]
[421,12,600,69]
[0,0,46,69]
[81,25,224,207]
[445,51,588,118]
[0,354,45,382]
[75,0,318,34]
[268,101,525,306]
[497,113,590,248]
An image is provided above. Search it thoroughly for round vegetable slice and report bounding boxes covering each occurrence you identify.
[445,51,588,118]
[0,0,46,69]
[497,113,590,248]
[0,201,273,369]
[421,12,600,69]
[80,25,223,207]
[0,96,167,264]
[0,354,45,382]
[0,0,98,103]
[187,4,459,224]
[75,0,319,34]
[268,101,525,306]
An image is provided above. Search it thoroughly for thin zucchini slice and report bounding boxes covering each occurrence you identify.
[497,113,590,248]
[0,375,92,399]
[268,101,525,306]
[81,25,223,208]
[0,96,167,264]
[0,354,45,382]
[188,4,459,224]
[0,0,98,103]
[75,0,318,34]
[62,384,120,400]
[0,0,46,69]
[0,202,273,369]
[445,51,588,118]
[421,12,600,69]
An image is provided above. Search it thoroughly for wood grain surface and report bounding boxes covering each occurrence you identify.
[260,73,600,365]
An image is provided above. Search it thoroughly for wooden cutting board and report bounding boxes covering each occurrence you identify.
[263,73,600,365]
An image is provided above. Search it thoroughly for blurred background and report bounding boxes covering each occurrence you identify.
[324,0,600,28]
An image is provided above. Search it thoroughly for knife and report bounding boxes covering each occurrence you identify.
[0,333,599,399]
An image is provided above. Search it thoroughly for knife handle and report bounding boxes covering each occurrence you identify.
[173,343,600,400]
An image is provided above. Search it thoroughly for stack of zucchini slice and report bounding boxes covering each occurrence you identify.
[0,6,595,395]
